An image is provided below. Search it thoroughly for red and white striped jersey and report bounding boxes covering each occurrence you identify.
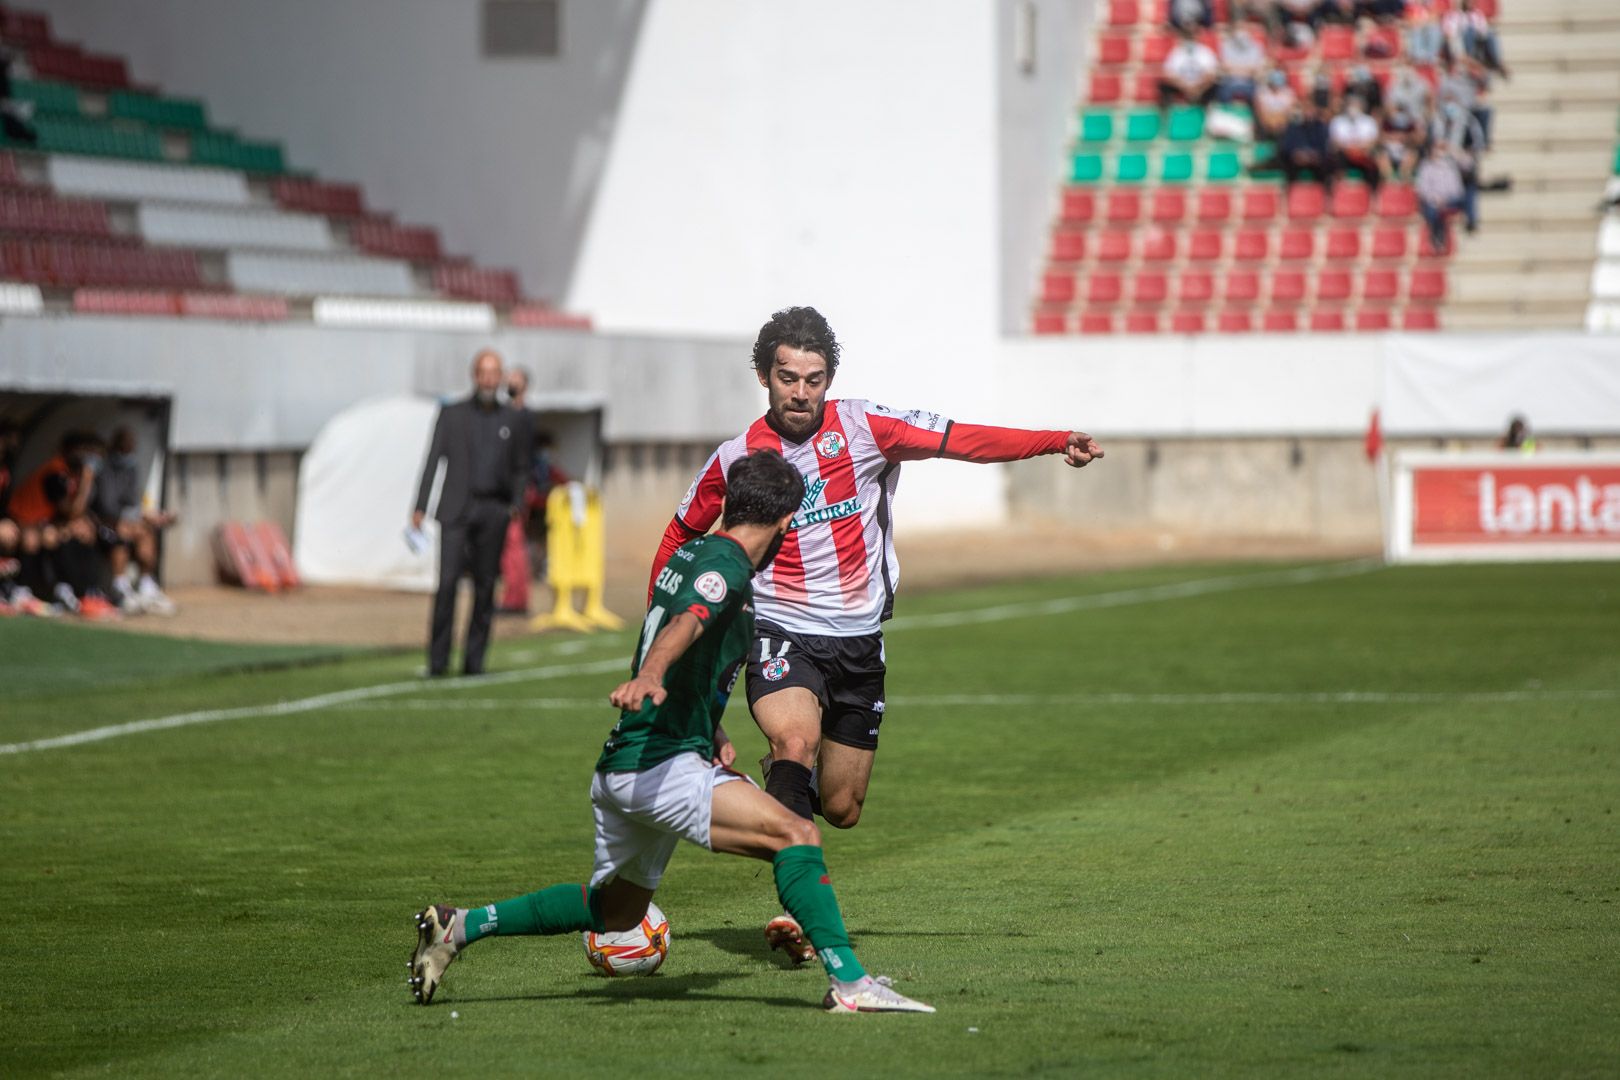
[653,399,1071,637]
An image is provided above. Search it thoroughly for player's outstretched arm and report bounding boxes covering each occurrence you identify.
[609,611,705,711]
[1061,431,1104,468]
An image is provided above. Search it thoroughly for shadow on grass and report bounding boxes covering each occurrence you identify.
[448,969,811,1010]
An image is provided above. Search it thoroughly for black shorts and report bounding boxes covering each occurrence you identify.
[744,621,887,751]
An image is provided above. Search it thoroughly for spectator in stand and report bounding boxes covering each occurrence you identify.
[8,431,119,619]
[1343,65,1384,117]
[1277,102,1335,187]
[1499,415,1536,453]
[1431,99,1486,222]
[90,426,178,615]
[1405,0,1446,67]
[1358,0,1406,21]
[1415,140,1475,252]
[1157,24,1221,109]
[1254,68,1298,142]
[1444,0,1509,77]
[1167,0,1215,30]
[1376,104,1423,183]
[1216,24,1268,104]
[1442,55,1494,149]
[1329,95,1381,189]
[0,41,39,147]
[1386,61,1432,121]
[1308,70,1335,112]
[1313,0,1359,28]
[497,364,537,615]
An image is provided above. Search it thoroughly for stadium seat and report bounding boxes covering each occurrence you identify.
[1319,26,1355,61]
[1141,32,1175,65]
[1115,153,1149,183]
[1130,73,1160,104]
[1032,310,1069,334]
[1370,226,1408,260]
[1132,271,1170,304]
[1085,273,1124,304]
[1287,183,1325,221]
[1278,228,1314,261]
[1140,230,1178,263]
[1269,270,1307,303]
[1362,268,1399,302]
[1188,228,1225,262]
[1150,190,1187,223]
[1418,231,1454,258]
[1161,153,1195,183]
[1329,183,1371,219]
[1171,310,1207,333]
[1216,309,1254,333]
[1123,312,1160,333]
[1096,32,1133,66]
[1232,228,1269,262]
[1354,309,1392,331]
[1262,309,1299,332]
[232,251,416,298]
[1310,310,1346,331]
[1240,187,1279,221]
[1079,110,1114,143]
[1051,229,1087,262]
[1105,190,1143,223]
[1224,270,1261,304]
[1316,269,1353,303]
[1376,184,1417,219]
[1040,272,1076,304]
[1166,107,1204,142]
[1078,310,1115,333]
[1402,307,1440,331]
[1408,267,1447,301]
[1106,0,1139,26]
[1097,230,1133,262]
[433,264,521,304]
[1363,25,1401,59]
[1072,153,1106,184]
[1124,110,1161,143]
[178,292,290,321]
[1177,271,1215,305]
[1195,189,1232,222]
[1205,152,1242,182]
[1089,73,1123,103]
[1060,189,1097,223]
[72,288,180,316]
[1325,226,1361,260]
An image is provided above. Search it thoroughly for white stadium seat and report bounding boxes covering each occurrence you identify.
[137,203,336,253]
[311,296,495,330]
[46,156,253,206]
[226,251,418,297]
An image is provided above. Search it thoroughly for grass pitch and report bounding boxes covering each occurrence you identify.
[2,560,1617,1078]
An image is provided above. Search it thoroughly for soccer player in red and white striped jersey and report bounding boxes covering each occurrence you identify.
[648,306,1103,962]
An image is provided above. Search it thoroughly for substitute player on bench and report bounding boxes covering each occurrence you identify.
[647,306,1103,963]
[410,449,933,1015]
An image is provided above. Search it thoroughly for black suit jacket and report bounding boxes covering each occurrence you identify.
[414,397,532,524]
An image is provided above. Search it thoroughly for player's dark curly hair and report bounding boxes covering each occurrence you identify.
[721,449,805,529]
[750,306,840,379]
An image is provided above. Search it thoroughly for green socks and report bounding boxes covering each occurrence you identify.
[461,884,604,946]
[773,845,868,983]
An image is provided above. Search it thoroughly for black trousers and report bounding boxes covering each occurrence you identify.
[428,499,509,676]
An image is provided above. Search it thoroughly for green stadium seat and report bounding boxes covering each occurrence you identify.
[1123,110,1160,143]
[1079,110,1113,144]
[1249,142,1279,177]
[1160,152,1194,183]
[27,116,163,161]
[1205,151,1242,182]
[1071,152,1105,183]
[1613,143,1620,175]
[1115,152,1149,182]
[1166,106,1203,142]
[11,78,80,116]
[108,91,208,132]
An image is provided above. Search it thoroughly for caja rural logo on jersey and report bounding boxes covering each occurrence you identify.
[762,657,791,681]
[816,431,845,459]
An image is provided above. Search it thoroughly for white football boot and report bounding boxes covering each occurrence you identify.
[823,974,936,1014]
[408,904,461,1005]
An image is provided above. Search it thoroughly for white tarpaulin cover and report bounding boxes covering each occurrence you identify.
[294,395,440,591]
[1383,334,1620,436]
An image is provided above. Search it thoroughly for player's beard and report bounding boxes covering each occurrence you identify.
[756,526,790,572]
[770,402,822,441]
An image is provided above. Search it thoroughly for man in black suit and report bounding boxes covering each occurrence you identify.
[412,349,531,676]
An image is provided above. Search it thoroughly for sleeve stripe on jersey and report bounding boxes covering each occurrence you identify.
[935,420,955,458]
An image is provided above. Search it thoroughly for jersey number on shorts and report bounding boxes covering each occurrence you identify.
[758,638,790,663]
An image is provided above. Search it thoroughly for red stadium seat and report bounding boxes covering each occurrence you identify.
[434,264,521,304]
[1051,229,1087,262]
[1320,26,1355,61]
[272,178,365,216]
[1419,231,1454,258]
[1188,228,1225,262]
[1262,309,1299,332]
[1147,0,1170,21]
[1232,228,1269,262]
[1216,309,1254,333]
[1130,72,1161,104]
[1085,273,1124,304]
[1123,311,1161,333]
[1150,190,1187,223]
[1408,267,1447,301]
[1195,189,1233,223]
[73,289,180,316]
[1079,311,1116,333]
[1278,227,1314,261]
[1041,272,1077,304]
[1097,231,1133,262]
[1329,183,1371,219]
[1402,307,1440,331]
[1177,271,1215,305]
[1269,270,1307,303]
[1362,268,1399,302]
[1363,25,1401,60]
[1097,32,1133,66]
[1141,32,1175,64]
[1370,226,1408,260]
[1106,191,1143,224]
[1132,271,1170,304]
[1061,189,1097,224]
[1224,270,1261,304]
[1354,309,1392,331]
[1376,184,1417,219]
[1089,73,1123,103]
[1140,229,1178,263]
[178,293,291,321]
[1325,226,1361,260]
[1309,310,1346,331]
[1287,183,1326,221]
[1240,187,1279,221]
[1316,269,1353,302]
[1171,310,1208,333]
[1107,0,1140,27]
[1032,311,1069,335]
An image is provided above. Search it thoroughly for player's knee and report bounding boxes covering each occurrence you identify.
[820,791,865,829]
[770,733,818,767]
[779,815,821,849]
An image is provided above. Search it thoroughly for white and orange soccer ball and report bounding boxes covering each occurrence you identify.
[582,902,670,976]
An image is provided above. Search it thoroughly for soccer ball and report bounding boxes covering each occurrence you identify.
[582,902,670,976]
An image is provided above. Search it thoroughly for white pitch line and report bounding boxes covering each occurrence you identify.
[1,561,1383,756]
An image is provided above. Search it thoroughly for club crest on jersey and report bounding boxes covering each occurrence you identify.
[693,571,728,603]
[762,657,791,681]
[816,431,845,459]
